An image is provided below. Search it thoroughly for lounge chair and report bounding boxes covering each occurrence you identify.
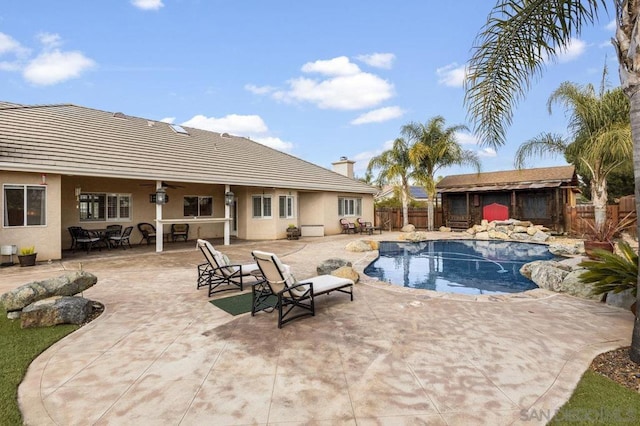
[339,218,357,234]
[251,250,354,328]
[196,239,260,297]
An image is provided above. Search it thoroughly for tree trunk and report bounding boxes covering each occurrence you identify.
[402,189,410,228]
[616,0,640,365]
[630,88,640,364]
[427,199,435,231]
[591,177,608,230]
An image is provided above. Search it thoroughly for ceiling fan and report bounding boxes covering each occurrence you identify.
[139,181,185,189]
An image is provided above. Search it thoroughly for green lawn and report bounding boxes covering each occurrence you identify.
[549,370,640,425]
[0,309,77,425]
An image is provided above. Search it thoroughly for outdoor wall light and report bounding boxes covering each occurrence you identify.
[155,187,167,205]
[225,191,235,206]
[74,186,81,200]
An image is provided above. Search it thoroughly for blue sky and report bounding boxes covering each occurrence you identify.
[0,0,619,179]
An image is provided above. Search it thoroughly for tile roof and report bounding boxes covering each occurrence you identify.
[0,102,376,194]
[436,165,578,192]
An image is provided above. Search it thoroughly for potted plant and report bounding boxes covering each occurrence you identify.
[581,212,636,259]
[18,246,37,267]
[286,224,300,240]
[579,240,637,316]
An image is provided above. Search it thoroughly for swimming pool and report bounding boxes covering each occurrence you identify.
[364,239,556,295]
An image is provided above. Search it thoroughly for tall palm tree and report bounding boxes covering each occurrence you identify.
[367,137,414,227]
[403,117,481,231]
[515,82,632,229]
[465,0,640,363]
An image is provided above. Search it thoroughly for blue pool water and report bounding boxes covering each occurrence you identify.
[364,240,556,295]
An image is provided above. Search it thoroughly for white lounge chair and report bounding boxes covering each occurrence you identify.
[251,250,354,328]
[196,239,260,297]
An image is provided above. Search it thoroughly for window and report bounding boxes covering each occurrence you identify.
[338,197,361,217]
[279,195,295,218]
[184,196,213,217]
[252,195,272,218]
[3,184,46,227]
[79,193,131,221]
[449,195,467,216]
[522,193,549,219]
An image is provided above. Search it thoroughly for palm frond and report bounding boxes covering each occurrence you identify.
[514,133,567,168]
[465,0,607,148]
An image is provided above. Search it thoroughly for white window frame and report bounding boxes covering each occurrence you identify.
[79,192,131,222]
[252,195,272,218]
[3,184,47,227]
[279,195,295,219]
[338,197,362,217]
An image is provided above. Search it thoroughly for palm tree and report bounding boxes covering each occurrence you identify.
[367,137,414,227]
[465,0,640,363]
[514,82,632,230]
[403,117,481,231]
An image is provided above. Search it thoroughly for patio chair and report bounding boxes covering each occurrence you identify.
[75,228,102,253]
[109,226,133,249]
[137,222,156,245]
[171,223,189,242]
[67,226,82,250]
[196,239,260,297]
[251,250,354,328]
[339,218,357,234]
[356,217,382,235]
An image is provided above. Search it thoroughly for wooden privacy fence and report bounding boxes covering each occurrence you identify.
[374,207,443,230]
[566,195,637,238]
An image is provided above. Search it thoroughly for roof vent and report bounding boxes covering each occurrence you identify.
[147,121,154,127]
[221,132,231,138]
[340,156,348,161]
[113,112,127,119]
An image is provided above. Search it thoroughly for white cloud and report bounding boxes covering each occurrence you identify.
[160,117,175,123]
[356,53,395,69]
[351,106,404,125]
[0,32,29,57]
[23,50,95,85]
[37,32,62,48]
[182,113,268,135]
[0,61,21,71]
[352,139,395,174]
[455,131,479,145]
[131,0,164,10]
[477,147,497,157]
[275,73,394,110]
[251,56,395,111]
[244,84,275,95]
[436,63,466,87]
[605,19,616,31]
[301,56,360,76]
[252,136,294,152]
[555,38,587,63]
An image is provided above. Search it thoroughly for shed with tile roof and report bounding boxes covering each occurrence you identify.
[436,166,580,232]
[0,102,377,260]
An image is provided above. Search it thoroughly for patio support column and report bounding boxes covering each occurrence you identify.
[156,181,164,253]
[224,184,230,246]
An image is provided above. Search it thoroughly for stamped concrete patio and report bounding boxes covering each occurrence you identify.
[2,232,635,425]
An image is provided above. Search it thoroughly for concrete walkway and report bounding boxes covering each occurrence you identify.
[2,233,634,425]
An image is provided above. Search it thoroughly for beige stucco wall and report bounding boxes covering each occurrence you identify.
[61,177,228,249]
[0,171,61,262]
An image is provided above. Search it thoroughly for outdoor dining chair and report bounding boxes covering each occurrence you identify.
[108,226,133,249]
[137,222,157,245]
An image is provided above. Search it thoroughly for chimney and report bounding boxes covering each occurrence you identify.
[332,156,355,179]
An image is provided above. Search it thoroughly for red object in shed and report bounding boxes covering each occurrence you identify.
[483,203,509,222]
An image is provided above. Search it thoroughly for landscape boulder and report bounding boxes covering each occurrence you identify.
[317,258,352,275]
[331,266,360,283]
[20,296,95,328]
[346,240,375,252]
[401,224,416,233]
[0,271,98,313]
